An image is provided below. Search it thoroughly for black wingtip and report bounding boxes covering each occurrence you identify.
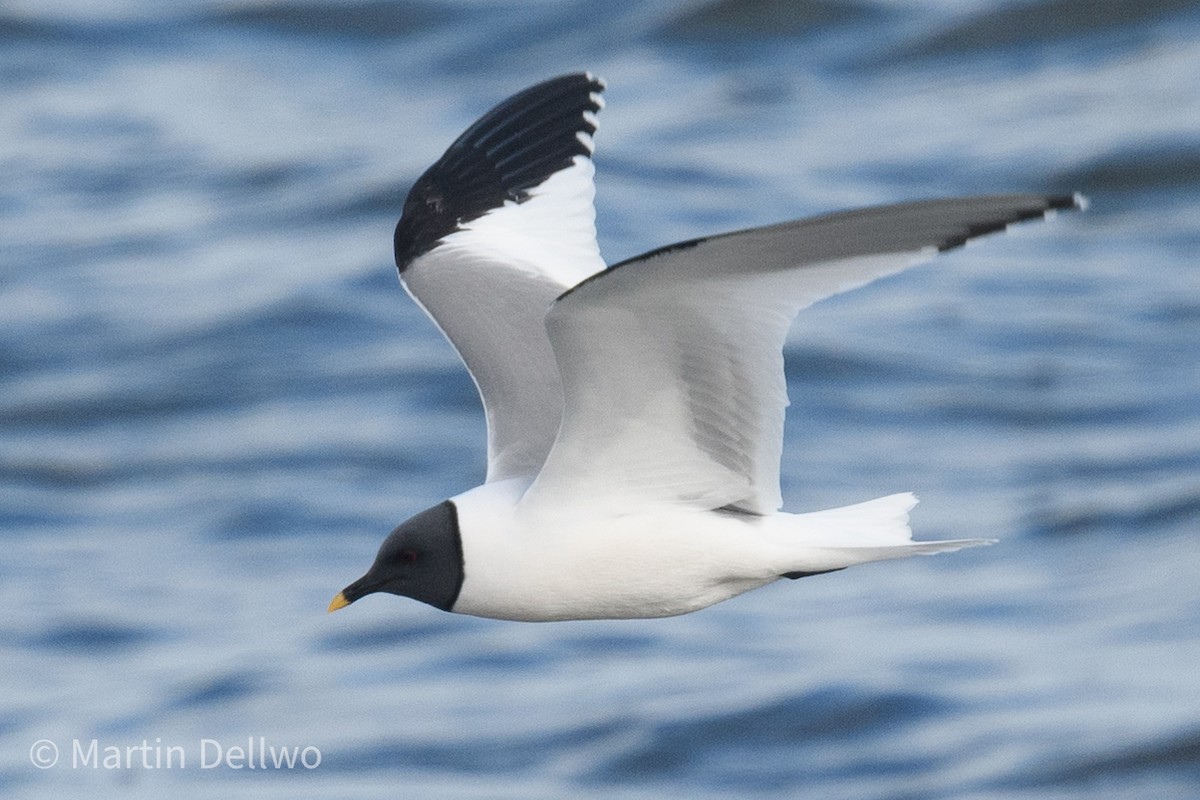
[936,192,1086,253]
[394,73,605,271]
[1054,192,1089,212]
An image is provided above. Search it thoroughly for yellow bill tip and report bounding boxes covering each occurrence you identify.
[327,592,350,613]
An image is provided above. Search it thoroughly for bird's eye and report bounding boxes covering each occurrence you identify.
[398,550,419,564]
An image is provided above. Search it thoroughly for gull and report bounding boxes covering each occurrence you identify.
[328,73,1082,621]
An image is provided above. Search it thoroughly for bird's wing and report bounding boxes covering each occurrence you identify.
[394,73,607,483]
[521,194,1083,516]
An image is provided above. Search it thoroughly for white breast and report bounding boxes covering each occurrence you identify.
[449,483,779,621]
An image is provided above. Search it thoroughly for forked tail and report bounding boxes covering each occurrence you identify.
[778,492,994,576]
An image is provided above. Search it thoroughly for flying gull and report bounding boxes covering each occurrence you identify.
[328,73,1083,621]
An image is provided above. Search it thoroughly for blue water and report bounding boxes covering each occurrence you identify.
[3,1,1199,797]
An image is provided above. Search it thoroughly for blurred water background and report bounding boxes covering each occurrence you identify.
[2,0,1199,797]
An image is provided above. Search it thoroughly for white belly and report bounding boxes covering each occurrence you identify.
[452,504,780,621]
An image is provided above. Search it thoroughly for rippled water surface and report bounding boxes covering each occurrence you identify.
[3,1,1199,797]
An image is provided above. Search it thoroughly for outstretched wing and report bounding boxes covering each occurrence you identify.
[394,73,607,482]
[522,194,1084,516]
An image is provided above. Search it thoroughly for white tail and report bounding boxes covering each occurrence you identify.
[775,493,995,574]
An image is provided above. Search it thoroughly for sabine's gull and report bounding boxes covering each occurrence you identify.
[328,73,1083,621]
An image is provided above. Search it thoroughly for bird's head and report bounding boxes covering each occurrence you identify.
[328,500,464,613]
